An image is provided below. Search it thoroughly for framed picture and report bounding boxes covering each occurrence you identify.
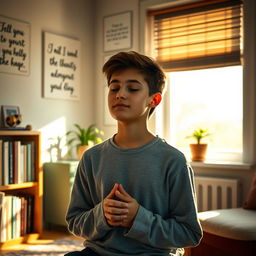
[0,15,30,75]
[43,32,81,100]
[1,105,20,127]
[103,11,132,52]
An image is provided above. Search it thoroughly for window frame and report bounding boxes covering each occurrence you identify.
[166,67,243,162]
[140,0,256,164]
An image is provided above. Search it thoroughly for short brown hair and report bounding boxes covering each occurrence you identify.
[102,51,166,116]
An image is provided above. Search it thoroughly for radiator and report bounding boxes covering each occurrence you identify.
[194,176,240,212]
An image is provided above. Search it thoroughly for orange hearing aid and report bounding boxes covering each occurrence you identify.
[152,93,162,106]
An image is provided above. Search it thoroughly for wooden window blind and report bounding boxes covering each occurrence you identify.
[149,0,243,71]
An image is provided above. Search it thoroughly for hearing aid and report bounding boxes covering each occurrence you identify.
[151,93,162,106]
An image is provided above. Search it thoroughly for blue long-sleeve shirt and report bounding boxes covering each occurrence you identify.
[66,136,202,256]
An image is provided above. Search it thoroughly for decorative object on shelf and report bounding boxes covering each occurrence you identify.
[103,11,132,52]
[1,105,21,128]
[186,128,210,162]
[25,124,33,130]
[67,124,104,160]
[43,32,81,101]
[0,105,32,130]
[6,112,22,127]
[0,15,30,76]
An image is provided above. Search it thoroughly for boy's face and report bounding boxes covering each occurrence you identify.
[108,68,154,123]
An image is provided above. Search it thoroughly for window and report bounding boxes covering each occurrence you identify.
[149,0,243,162]
[168,66,243,162]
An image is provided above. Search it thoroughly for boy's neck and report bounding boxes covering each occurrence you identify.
[114,122,155,149]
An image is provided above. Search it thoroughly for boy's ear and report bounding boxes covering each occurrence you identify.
[150,93,162,107]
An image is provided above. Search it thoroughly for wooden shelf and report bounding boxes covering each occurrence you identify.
[0,130,40,136]
[0,182,37,191]
[0,130,43,248]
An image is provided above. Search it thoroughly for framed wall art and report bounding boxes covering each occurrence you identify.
[103,11,132,52]
[43,32,81,100]
[0,15,30,75]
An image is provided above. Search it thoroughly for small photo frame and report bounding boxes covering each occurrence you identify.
[1,105,20,128]
[103,11,132,52]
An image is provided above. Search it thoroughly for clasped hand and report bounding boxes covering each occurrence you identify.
[103,184,139,228]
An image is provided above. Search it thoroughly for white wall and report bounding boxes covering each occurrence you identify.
[0,0,95,161]
[94,0,142,139]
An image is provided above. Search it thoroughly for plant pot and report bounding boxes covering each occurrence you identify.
[189,143,208,162]
[77,145,90,160]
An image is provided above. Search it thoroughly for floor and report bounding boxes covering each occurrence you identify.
[1,229,82,253]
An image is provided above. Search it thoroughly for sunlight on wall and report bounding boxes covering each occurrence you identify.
[39,117,70,163]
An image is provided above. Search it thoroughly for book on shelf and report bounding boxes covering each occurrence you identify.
[21,141,35,183]
[26,195,34,233]
[20,197,26,236]
[9,141,13,184]
[0,193,34,242]
[0,140,2,185]
[26,142,32,182]
[20,144,25,183]
[3,141,9,186]
[13,141,21,184]
[0,139,36,186]
[0,192,5,242]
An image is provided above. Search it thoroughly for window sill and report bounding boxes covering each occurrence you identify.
[190,161,254,170]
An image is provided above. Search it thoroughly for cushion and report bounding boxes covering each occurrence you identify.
[198,208,256,240]
[243,174,256,209]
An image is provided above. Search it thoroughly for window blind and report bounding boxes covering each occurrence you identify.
[150,0,242,71]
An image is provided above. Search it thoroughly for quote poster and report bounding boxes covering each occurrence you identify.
[0,15,30,75]
[104,11,132,52]
[43,32,81,100]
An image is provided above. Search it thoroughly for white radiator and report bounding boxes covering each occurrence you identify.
[194,176,240,212]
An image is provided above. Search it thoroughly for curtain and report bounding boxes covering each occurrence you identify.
[149,0,242,71]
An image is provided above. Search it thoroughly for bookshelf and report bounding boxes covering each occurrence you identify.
[0,130,43,249]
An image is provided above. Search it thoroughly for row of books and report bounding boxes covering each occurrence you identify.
[0,192,34,242]
[0,140,36,185]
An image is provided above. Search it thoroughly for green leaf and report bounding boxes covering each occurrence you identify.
[66,123,104,149]
[186,128,210,144]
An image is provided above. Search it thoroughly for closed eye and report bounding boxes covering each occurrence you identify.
[109,83,120,92]
[128,88,140,92]
[110,87,119,92]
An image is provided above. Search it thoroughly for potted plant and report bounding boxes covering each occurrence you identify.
[67,124,104,159]
[187,128,210,162]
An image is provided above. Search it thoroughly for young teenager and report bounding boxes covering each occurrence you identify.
[65,51,202,256]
